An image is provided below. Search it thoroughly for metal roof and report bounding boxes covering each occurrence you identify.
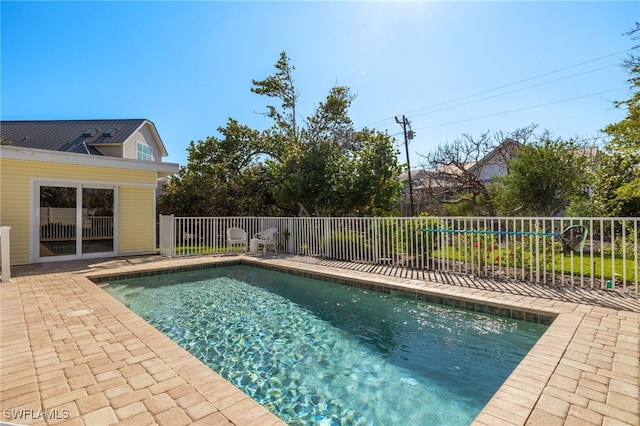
[0,119,157,155]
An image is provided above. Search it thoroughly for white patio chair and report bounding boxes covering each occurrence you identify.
[252,227,278,254]
[226,227,248,252]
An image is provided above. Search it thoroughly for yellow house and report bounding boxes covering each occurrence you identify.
[0,119,179,265]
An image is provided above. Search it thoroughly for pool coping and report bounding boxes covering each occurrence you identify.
[2,254,638,425]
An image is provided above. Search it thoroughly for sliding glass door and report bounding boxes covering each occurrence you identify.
[82,188,114,254]
[37,183,115,261]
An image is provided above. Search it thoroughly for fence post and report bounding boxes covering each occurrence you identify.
[158,215,175,258]
[158,215,166,257]
[1,226,11,283]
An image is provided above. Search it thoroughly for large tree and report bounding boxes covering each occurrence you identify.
[252,52,401,216]
[158,119,277,216]
[159,52,402,217]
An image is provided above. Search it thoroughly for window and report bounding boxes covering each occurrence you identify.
[136,142,153,161]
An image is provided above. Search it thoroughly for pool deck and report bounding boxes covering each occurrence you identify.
[0,254,638,426]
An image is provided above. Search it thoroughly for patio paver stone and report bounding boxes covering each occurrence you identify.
[1,254,638,425]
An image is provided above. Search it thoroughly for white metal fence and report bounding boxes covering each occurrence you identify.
[159,215,639,294]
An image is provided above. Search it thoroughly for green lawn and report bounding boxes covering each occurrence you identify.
[432,247,637,283]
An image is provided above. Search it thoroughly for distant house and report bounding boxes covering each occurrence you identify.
[399,139,599,215]
[466,139,520,184]
[0,119,179,265]
[398,139,520,215]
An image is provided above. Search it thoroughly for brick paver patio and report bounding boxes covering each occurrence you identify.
[1,254,638,425]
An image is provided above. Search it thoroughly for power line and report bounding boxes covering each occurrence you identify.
[365,48,630,128]
[410,87,627,132]
[405,50,629,116]
[409,64,618,119]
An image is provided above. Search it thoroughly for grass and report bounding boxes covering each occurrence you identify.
[432,246,637,283]
[559,253,637,283]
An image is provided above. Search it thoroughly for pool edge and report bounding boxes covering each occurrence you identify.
[89,257,557,326]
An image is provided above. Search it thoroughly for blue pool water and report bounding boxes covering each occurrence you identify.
[103,265,546,425]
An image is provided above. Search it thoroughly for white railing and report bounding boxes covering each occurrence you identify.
[39,216,114,241]
[158,215,639,294]
[158,216,283,257]
[82,216,114,239]
[1,226,11,283]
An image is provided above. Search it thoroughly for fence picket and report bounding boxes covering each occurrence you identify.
[158,215,639,294]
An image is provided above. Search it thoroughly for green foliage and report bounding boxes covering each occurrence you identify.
[344,130,403,216]
[587,151,640,216]
[443,192,493,216]
[251,51,299,144]
[158,119,278,216]
[461,233,501,270]
[491,135,591,216]
[317,216,439,261]
[376,215,440,257]
[321,227,373,259]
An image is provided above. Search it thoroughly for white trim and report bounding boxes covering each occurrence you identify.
[31,177,157,189]
[88,143,122,147]
[2,145,178,176]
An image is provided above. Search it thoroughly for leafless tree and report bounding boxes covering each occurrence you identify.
[417,124,538,215]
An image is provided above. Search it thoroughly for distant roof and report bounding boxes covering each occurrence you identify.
[399,169,431,181]
[0,119,166,156]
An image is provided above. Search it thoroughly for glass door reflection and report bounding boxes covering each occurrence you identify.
[82,188,114,253]
[39,186,77,257]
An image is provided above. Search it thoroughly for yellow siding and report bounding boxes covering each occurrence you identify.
[0,158,158,264]
[119,187,155,254]
[0,159,32,265]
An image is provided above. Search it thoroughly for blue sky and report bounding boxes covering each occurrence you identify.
[2,1,637,167]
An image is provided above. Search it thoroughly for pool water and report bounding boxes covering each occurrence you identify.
[103,265,547,425]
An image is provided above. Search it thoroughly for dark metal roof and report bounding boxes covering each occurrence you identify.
[0,119,149,155]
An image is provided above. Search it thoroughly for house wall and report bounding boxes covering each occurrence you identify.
[478,162,508,183]
[1,159,32,265]
[0,157,158,265]
[119,187,155,254]
[123,124,162,161]
[96,145,123,158]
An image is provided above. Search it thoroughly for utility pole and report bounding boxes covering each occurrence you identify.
[396,115,415,216]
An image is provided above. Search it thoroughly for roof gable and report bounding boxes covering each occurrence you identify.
[0,119,167,157]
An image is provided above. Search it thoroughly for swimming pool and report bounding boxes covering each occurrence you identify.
[103,265,547,425]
